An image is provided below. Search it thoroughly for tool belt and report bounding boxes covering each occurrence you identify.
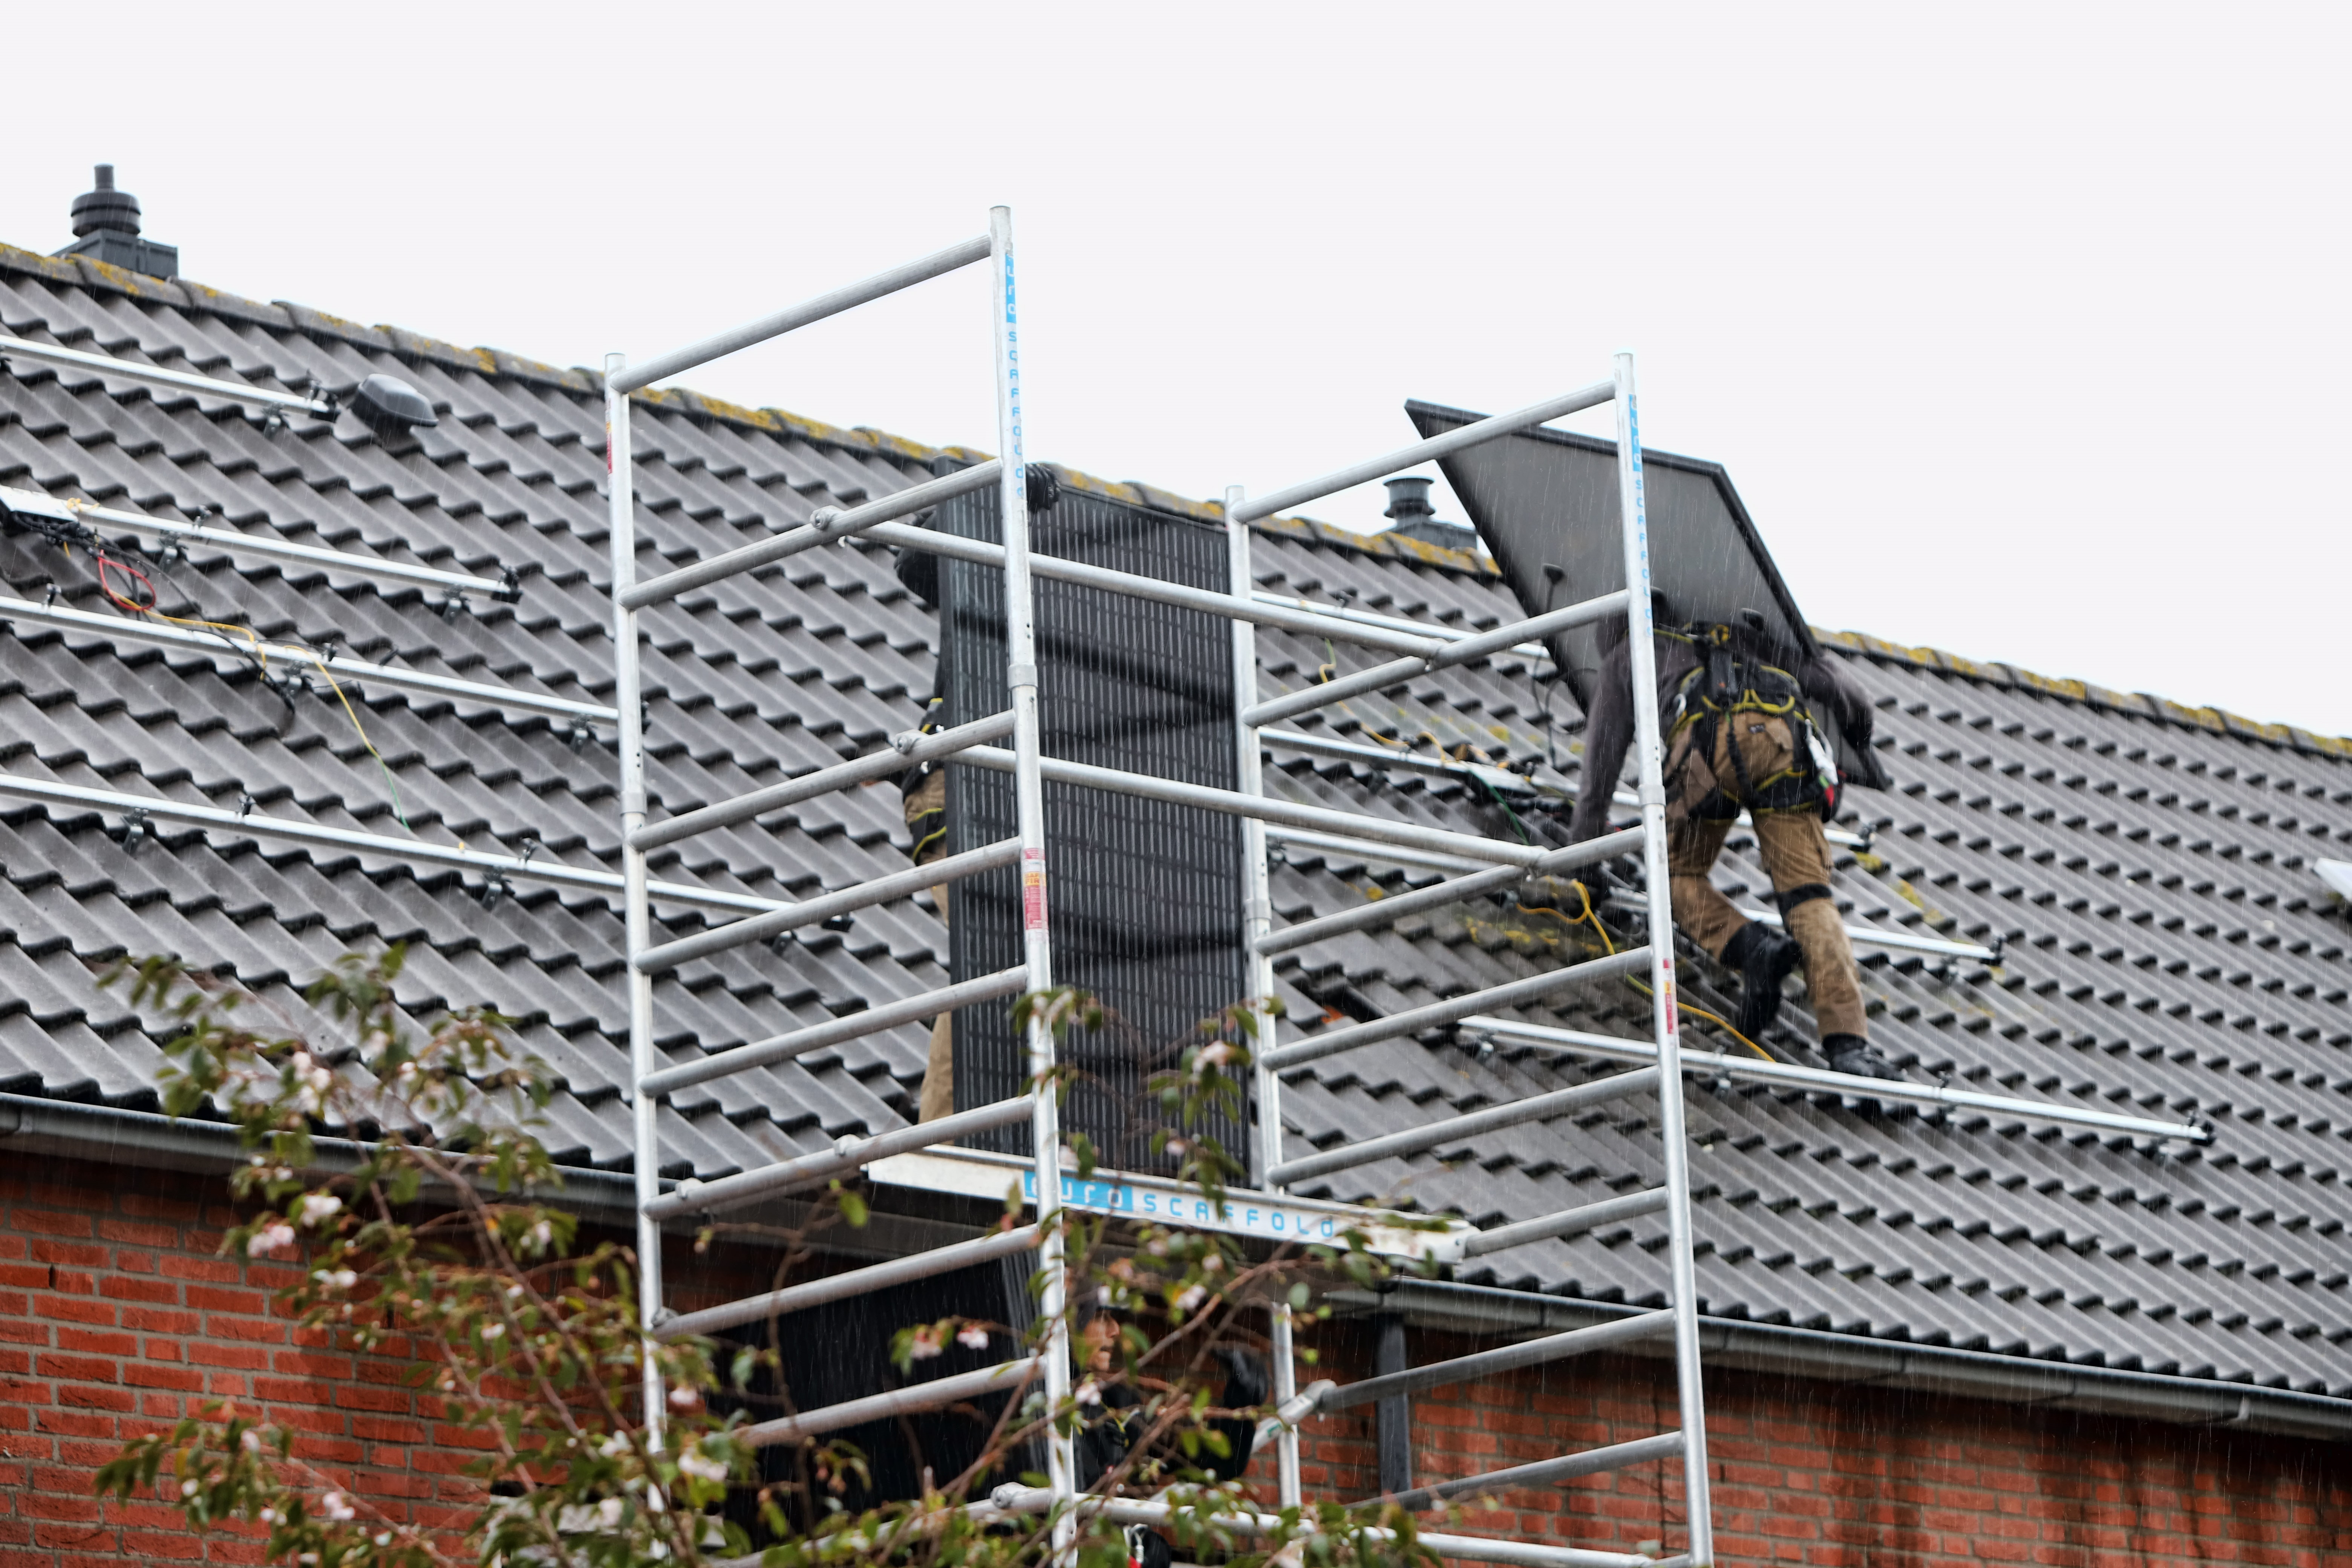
[1662,625,1842,824]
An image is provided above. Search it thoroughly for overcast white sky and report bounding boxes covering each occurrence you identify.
[6,5,2346,731]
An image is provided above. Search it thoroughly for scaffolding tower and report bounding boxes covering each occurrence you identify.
[589,204,1705,1566]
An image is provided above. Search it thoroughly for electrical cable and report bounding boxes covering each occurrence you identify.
[5,499,417,834]
[1517,881,1778,1064]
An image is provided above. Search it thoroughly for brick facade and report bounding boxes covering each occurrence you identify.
[3,1155,2346,1567]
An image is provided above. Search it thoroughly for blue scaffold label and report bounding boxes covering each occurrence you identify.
[1025,1169,1342,1242]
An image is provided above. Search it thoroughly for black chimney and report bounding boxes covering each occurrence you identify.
[57,165,178,279]
[1381,474,1478,551]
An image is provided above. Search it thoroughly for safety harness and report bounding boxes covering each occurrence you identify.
[1663,622,1843,822]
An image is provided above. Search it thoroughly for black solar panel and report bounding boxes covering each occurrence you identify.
[937,473,1247,1173]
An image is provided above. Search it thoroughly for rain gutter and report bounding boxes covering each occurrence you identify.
[1339,1276,2352,1444]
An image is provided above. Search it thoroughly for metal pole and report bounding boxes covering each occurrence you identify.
[1612,351,1711,1563]
[1228,483,1302,1508]
[989,205,1076,1527]
[604,352,667,1444]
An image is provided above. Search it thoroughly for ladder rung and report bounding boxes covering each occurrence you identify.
[639,965,1030,1098]
[634,836,1022,974]
[1267,1067,1658,1187]
[1370,1432,1683,1511]
[1314,1310,1674,1412]
[642,1095,1034,1220]
[632,711,1016,852]
[741,1354,1040,1448]
[1230,380,1616,524]
[1461,1188,1669,1258]
[609,234,994,395]
[1241,590,1629,730]
[982,1485,1659,1568]
[620,459,1001,611]
[1257,826,1643,957]
[654,1223,1041,1341]
[863,521,1449,657]
[952,748,1551,872]
[1259,947,1650,1072]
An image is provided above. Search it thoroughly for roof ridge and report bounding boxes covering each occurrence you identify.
[0,240,1496,580]
[1814,626,2352,759]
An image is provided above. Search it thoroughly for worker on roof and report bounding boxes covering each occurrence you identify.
[893,513,956,1122]
[1564,599,1904,1083]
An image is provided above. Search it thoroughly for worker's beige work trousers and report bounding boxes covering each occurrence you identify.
[903,769,957,1123]
[1662,716,1868,1039]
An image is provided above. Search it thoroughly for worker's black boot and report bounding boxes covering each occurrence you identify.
[1721,922,1802,1041]
[1824,1033,1905,1081]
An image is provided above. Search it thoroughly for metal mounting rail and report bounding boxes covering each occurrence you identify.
[1258,948,1650,1072]
[0,594,610,726]
[652,1223,1044,1341]
[741,1355,1040,1449]
[1266,731,1869,853]
[633,836,1023,973]
[646,1096,1036,1220]
[637,966,1031,1097]
[1265,821,1978,962]
[1262,727,1540,796]
[1,485,517,600]
[610,235,994,394]
[619,461,1003,612]
[1243,591,1630,729]
[953,747,1562,870]
[1256,827,1646,956]
[1461,1188,1671,1257]
[1231,381,1616,523]
[1369,1432,1685,1511]
[1462,1018,2215,1144]
[0,772,785,917]
[631,711,1015,852]
[0,335,338,420]
[1266,1067,1660,1186]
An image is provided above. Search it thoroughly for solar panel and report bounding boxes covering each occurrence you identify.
[936,475,1248,1174]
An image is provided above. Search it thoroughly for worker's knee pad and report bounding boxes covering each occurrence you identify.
[1776,882,1833,915]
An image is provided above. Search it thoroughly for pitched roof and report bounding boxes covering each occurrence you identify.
[1,242,2346,1401]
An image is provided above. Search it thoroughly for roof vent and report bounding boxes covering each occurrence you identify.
[349,373,439,440]
[1382,475,1477,550]
[56,164,178,279]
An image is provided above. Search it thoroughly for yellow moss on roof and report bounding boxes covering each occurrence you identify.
[1816,626,2351,756]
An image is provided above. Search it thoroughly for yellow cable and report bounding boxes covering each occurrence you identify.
[1523,882,1779,1063]
[302,650,411,832]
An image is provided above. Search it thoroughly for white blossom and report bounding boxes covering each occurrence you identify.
[322,1493,356,1522]
[956,1323,990,1351]
[677,1446,728,1483]
[248,1220,296,1258]
[297,1193,342,1228]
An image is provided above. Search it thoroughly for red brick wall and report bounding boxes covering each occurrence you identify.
[4,1156,2346,1568]
[1295,1318,2352,1567]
